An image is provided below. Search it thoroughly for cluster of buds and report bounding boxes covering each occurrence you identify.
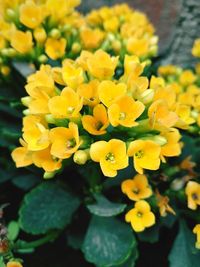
[0,1,158,78]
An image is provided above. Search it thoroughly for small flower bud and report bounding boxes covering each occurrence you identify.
[171,178,185,191]
[33,27,47,43]
[112,40,121,53]
[1,66,10,76]
[45,114,56,124]
[73,150,90,165]
[38,54,48,63]
[139,89,154,104]
[49,29,61,39]
[43,171,55,179]
[6,8,16,20]
[21,96,31,107]
[72,42,81,54]
[23,109,30,116]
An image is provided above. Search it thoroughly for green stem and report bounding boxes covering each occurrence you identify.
[14,231,60,251]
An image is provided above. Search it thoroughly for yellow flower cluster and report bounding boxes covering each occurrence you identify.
[0,0,83,75]
[157,63,200,130]
[0,1,158,77]
[85,4,158,58]
[12,50,183,181]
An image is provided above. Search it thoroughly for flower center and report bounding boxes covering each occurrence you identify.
[137,212,143,218]
[192,193,199,200]
[133,188,140,194]
[105,152,115,163]
[96,121,103,130]
[66,138,76,149]
[119,112,126,120]
[67,106,75,114]
[135,150,144,159]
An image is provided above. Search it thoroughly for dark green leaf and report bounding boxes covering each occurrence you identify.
[82,216,137,267]
[169,220,200,267]
[19,182,80,234]
[87,193,126,217]
[12,174,41,191]
[137,223,159,244]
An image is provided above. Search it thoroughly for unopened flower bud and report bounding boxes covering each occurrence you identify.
[45,114,56,124]
[43,171,55,179]
[1,66,10,76]
[49,29,61,39]
[139,89,154,104]
[171,178,185,191]
[72,42,81,54]
[142,135,167,146]
[23,109,30,116]
[112,40,121,53]
[73,149,90,165]
[6,8,16,20]
[21,96,31,107]
[38,54,48,63]
[33,27,47,43]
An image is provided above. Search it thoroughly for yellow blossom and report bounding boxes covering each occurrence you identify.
[160,128,181,161]
[193,224,200,249]
[19,1,44,29]
[80,27,105,49]
[90,139,128,177]
[153,86,176,109]
[45,37,66,60]
[7,262,23,267]
[155,190,176,217]
[158,65,180,76]
[175,104,195,129]
[108,95,145,127]
[86,49,118,80]
[179,70,196,86]
[11,139,33,168]
[32,146,62,173]
[185,181,200,210]
[22,115,50,151]
[10,30,33,53]
[62,60,84,89]
[33,27,47,43]
[192,39,200,58]
[50,122,81,159]
[121,174,152,201]
[148,100,178,129]
[48,87,83,118]
[82,104,109,135]
[128,140,161,174]
[98,80,127,107]
[127,38,150,57]
[125,200,155,232]
[103,16,119,32]
[77,80,100,107]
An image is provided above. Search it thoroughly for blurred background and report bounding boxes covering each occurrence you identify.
[79,0,181,54]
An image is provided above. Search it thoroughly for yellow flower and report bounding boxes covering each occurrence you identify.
[10,30,33,53]
[128,140,161,174]
[11,139,33,168]
[108,95,144,127]
[158,65,180,76]
[90,139,128,177]
[98,80,127,107]
[125,200,155,232]
[179,70,196,86]
[87,49,118,80]
[80,27,105,49]
[121,174,152,201]
[160,128,181,160]
[50,122,81,159]
[82,104,109,135]
[45,37,66,60]
[7,262,23,267]
[33,27,47,43]
[48,87,83,119]
[155,190,176,217]
[22,115,50,151]
[148,100,178,129]
[19,1,44,29]
[185,181,200,210]
[192,38,200,58]
[62,60,84,89]
[127,38,149,57]
[193,224,200,249]
[32,146,62,173]
[153,86,176,109]
[175,104,195,129]
[103,16,119,32]
[77,80,100,107]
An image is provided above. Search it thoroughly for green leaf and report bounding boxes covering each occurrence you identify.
[87,193,126,217]
[82,216,137,267]
[112,248,138,267]
[137,223,159,244]
[7,221,20,241]
[169,220,200,267]
[19,182,80,235]
[12,173,40,191]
